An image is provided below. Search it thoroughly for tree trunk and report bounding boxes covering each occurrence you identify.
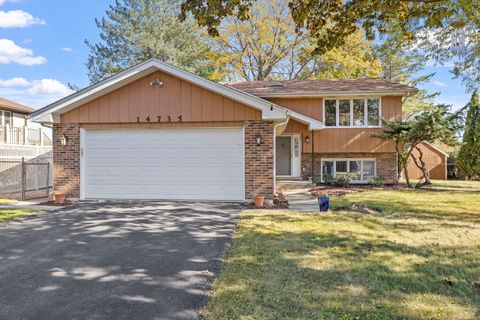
[404,146,415,188]
[412,145,431,188]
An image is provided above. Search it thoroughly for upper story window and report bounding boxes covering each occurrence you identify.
[0,110,12,126]
[324,98,381,127]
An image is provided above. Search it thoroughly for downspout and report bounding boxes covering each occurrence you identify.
[273,118,290,194]
[311,129,315,184]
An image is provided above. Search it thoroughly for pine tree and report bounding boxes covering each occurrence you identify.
[457,90,480,179]
[86,0,213,83]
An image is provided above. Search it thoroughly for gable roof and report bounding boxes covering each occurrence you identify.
[27,59,318,129]
[0,98,34,114]
[423,142,449,157]
[225,78,418,98]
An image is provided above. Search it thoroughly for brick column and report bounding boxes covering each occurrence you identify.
[244,120,274,200]
[53,123,80,199]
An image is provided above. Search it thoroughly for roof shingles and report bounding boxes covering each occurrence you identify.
[0,98,34,114]
[224,78,418,97]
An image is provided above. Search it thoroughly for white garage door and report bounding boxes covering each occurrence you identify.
[81,128,244,201]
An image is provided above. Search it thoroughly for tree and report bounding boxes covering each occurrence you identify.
[375,37,439,118]
[404,105,457,187]
[86,0,213,83]
[374,105,457,187]
[208,0,381,82]
[180,0,480,89]
[457,90,480,179]
[372,119,411,181]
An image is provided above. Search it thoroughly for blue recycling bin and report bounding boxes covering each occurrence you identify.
[318,195,330,212]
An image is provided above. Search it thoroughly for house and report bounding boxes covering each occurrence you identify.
[406,142,449,180]
[0,98,51,147]
[30,59,418,201]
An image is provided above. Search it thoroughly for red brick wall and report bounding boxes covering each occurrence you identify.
[52,123,80,199]
[244,120,275,199]
[52,121,275,201]
[301,152,398,184]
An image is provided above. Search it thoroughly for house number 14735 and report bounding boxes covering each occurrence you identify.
[136,115,183,123]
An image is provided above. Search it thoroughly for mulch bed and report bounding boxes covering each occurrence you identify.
[38,200,75,207]
[245,192,289,209]
[309,184,410,197]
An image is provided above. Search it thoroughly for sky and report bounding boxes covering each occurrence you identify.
[0,0,473,111]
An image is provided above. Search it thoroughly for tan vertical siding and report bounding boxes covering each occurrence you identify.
[407,143,447,179]
[273,96,403,153]
[268,97,323,121]
[61,71,261,124]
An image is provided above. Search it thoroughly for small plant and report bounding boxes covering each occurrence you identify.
[324,175,351,188]
[368,176,385,187]
[324,174,336,186]
[332,175,351,188]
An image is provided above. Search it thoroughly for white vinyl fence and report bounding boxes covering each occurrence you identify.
[0,144,53,200]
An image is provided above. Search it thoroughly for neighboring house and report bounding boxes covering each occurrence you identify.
[406,142,449,180]
[30,59,418,201]
[0,98,52,147]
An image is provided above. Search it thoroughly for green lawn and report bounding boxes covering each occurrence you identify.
[203,180,480,320]
[0,199,16,204]
[0,208,39,222]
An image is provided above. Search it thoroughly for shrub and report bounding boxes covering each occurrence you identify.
[325,175,351,188]
[368,176,385,187]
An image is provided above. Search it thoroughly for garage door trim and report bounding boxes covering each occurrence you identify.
[79,127,245,201]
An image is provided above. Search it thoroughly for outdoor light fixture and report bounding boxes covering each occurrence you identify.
[256,134,262,146]
[305,135,310,143]
[60,134,68,146]
[149,79,164,86]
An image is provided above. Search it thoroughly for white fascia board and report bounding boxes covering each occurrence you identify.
[287,110,324,130]
[30,59,288,123]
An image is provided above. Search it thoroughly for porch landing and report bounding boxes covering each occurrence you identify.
[276,178,319,211]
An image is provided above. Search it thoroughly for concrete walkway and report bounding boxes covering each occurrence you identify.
[283,188,319,211]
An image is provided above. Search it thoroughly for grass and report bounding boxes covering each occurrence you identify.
[0,208,39,222]
[202,180,480,320]
[0,199,16,204]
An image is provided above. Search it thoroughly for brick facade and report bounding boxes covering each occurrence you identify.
[52,121,275,201]
[53,123,80,199]
[244,120,275,199]
[301,152,398,184]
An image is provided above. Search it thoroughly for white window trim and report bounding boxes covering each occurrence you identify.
[323,97,382,128]
[320,158,377,184]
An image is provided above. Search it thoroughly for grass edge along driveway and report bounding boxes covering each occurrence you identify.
[0,208,40,223]
[202,180,480,320]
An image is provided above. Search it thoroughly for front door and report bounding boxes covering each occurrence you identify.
[276,136,291,176]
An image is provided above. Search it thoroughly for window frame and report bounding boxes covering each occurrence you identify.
[0,110,13,126]
[322,97,382,128]
[320,158,377,183]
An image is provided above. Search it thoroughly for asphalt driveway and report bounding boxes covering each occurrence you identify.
[0,201,241,320]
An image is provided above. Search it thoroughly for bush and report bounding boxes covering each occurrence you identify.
[368,176,385,187]
[325,175,351,188]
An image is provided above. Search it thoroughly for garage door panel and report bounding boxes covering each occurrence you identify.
[82,128,244,200]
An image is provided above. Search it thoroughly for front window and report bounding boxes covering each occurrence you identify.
[349,160,362,181]
[335,161,348,178]
[322,161,334,180]
[367,99,380,126]
[321,159,376,183]
[353,99,365,126]
[338,100,351,126]
[324,98,380,127]
[363,160,375,180]
[325,100,336,126]
[0,110,12,126]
